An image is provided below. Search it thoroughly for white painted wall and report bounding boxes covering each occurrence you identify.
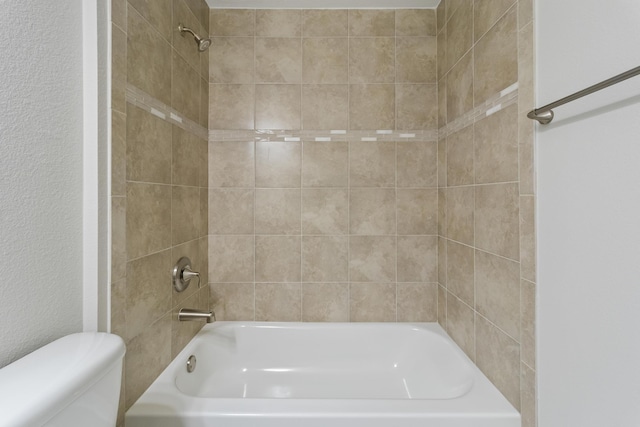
[537,1,640,426]
[0,0,85,367]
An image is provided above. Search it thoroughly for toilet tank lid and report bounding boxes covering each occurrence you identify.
[0,332,125,427]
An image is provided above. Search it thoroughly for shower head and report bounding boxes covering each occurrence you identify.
[197,37,211,52]
[178,24,211,53]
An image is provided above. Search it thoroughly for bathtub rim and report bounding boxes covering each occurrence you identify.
[125,322,520,424]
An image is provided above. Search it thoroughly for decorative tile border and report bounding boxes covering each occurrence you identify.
[438,83,519,139]
[125,82,517,144]
[125,84,208,140]
[208,129,439,142]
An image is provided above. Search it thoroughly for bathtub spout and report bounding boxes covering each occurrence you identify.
[178,308,215,323]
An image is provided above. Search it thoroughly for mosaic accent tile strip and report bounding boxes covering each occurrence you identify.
[126,84,208,140]
[208,129,439,142]
[439,83,519,139]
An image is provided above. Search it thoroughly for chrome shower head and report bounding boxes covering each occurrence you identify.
[178,24,211,53]
[197,37,211,52]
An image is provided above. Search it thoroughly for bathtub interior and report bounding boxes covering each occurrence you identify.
[175,323,474,400]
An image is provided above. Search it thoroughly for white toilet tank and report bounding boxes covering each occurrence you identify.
[0,332,125,427]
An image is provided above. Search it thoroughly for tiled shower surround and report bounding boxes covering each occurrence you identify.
[110,2,536,426]
[437,0,536,425]
[110,0,210,424]
[207,3,536,427]
[208,9,441,323]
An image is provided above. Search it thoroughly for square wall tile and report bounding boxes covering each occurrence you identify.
[172,126,201,187]
[349,38,395,84]
[209,235,254,283]
[210,9,255,36]
[474,0,516,42]
[446,241,474,306]
[349,10,395,36]
[126,104,172,185]
[349,141,396,187]
[209,141,255,188]
[350,84,395,130]
[446,51,473,122]
[445,186,474,245]
[396,37,437,83]
[474,104,519,184]
[397,283,437,322]
[125,250,172,341]
[255,236,301,282]
[303,10,348,36]
[302,236,348,282]
[475,250,520,339]
[397,236,438,282]
[476,315,521,409]
[350,188,396,235]
[302,85,349,130]
[209,189,254,235]
[255,84,301,130]
[396,9,436,36]
[255,283,302,321]
[446,293,475,360]
[209,37,254,84]
[397,141,438,188]
[255,141,301,188]
[446,0,473,72]
[302,141,348,187]
[210,283,255,321]
[302,283,349,322]
[301,189,348,235]
[127,5,171,105]
[396,84,438,130]
[172,186,201,245]
[124,314,171,408]
[256,10,302,37]
[302,38,348,84]
[474,7,517,106]
[350,283,396,322]
[397,189,438,235]
[255,38,302,84]
[349,236,396,283]
[210,84,255,130]
[255,189,301,235]
[475,183,519,259]
[126,183,171,260]
[446,125,474,186]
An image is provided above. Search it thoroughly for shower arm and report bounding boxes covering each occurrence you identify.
[178,24,198,39]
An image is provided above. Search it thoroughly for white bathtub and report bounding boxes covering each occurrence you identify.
[126,322,520,427]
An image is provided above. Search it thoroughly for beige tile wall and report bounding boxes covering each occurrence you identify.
[209,9,438,131]
[208,9,440,323]
[436,0,536,425]
[209,136,440,322]
[110,3,536,424]
[110,0,210,424]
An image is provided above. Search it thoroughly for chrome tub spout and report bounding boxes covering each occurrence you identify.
[178,308,215,323]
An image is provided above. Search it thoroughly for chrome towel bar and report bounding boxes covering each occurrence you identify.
[528,65,640,124]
